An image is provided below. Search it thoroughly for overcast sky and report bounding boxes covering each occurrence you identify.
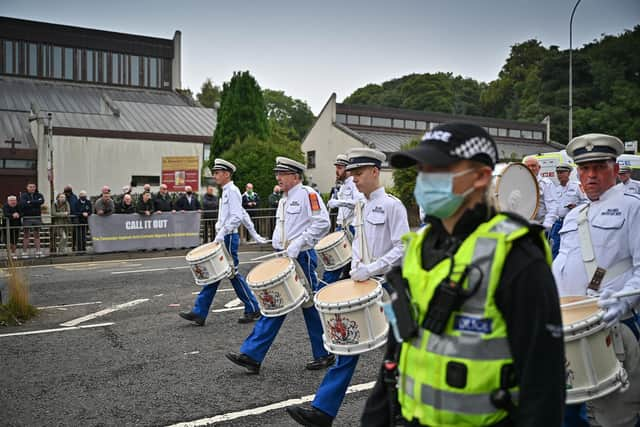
[3,0,639,113]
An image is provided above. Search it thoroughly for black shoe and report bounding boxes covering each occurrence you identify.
[179,311,205,326]
[238,311,261,324]
[286,405,333,427]
[225,352,260,374]
[305,354,336,371]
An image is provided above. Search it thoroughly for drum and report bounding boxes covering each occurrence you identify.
[314,279,388,355]
[246,257,308,317]
[185,242,233,286]
[561,296,628,404]
[315,231,352,271]
[491,163,539,220]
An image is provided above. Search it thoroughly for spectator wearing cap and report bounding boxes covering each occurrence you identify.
[226,156,334,376]
[287,148,407,426]
[3,195,21,259]
[63,185,79,251]
[94,186,115,216]
[51,193,71,254]
[116,194,135,214]
[201,185,219,243]
[523,155,559,230]
[361,123,565,426]
[179,158,262,326]
[548,163,588,259]
[175,186,201,211]
[73,190,91,252]
[19,182,45,258]
[553,133,640,427]
[618,165,640,194]
[154,184,175,213]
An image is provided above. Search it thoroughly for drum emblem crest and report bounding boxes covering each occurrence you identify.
[193,264,210,280]
[327,314,360,345]
[321,253,335,266]
[259,290,283,309]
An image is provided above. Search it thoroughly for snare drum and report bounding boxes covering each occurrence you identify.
[315,231,352,271]
[314,279,388,355]
[246,257,308,317]
[185,242,232,286]
[561,296,628,404]
[491,163,540,220]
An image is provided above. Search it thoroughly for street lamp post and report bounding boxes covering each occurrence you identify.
[569,0,583,142]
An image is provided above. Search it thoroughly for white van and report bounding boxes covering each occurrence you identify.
[617,154,640,180]
[533,151,577,184]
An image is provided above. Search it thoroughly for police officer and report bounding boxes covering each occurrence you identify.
[523,156,559,230]
[553,133,640,427]
[362,122,565,427]
[618,165,640,194]
[549,163,588,259]
[179,159,262,326]
[286,148,409,426]
[226,157,335,374]
[324,153,365,282]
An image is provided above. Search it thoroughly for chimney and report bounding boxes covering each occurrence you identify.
[172,30,182,90]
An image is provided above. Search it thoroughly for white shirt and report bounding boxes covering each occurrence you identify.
[552,184,640,310]
[335,176,365,225]
[622,178,640,195]
[535,176,559,228]
[272,183,330,251]
[554,180,588,219]
[350,187,409,276]
[215,181,245,238]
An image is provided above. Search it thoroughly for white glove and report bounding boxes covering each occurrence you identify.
[286,240,302,259]
[214,232,225,243]
[255,235,268,244]
[542,220,554,230]
[350,264,370,282]
[598,288,628,328]
[327,199,339,209]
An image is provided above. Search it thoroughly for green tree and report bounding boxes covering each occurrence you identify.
[392,139,420,208]
[220,133,305,202]
[263,89,315,141]
[210,71,269,163]
[196,78,221,108]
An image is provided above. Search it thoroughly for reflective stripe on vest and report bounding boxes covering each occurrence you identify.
[411,328,512,360]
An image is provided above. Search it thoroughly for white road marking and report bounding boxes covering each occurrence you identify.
[210,307,243,313]
[166,381,375,426]
[0,322,115,338]
[155,294,164,297]
[224,298,242,308]
[183,351,200,355]
[60,298,149,327]
[111,266,189,274]
[37,301,103,310]
[191,289,234,295]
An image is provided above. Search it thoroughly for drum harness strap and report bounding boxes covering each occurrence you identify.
[576,204,632,360]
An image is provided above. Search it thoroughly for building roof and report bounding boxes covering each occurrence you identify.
[0,111,35,149]
[0,77,216,145]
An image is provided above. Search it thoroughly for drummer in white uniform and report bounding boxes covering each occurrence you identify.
[619,165,640,194]
[552,133,640,427]
[226,157,335,374]
[286,148,409,427]
[548,162,588,258]
[325,153,365,282]
[523,155,559,230]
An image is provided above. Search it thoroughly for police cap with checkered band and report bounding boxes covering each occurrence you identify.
[389,122,498,169]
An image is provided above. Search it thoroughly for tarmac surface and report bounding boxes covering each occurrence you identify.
[0,251,385,426]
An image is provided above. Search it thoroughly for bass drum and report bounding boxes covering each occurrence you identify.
[491,163,540,220]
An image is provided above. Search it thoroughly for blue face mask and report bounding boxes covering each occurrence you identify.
[413,169,475,219]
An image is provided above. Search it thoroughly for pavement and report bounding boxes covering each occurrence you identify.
[0,251,384,426]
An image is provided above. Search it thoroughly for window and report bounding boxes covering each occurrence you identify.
[130,55,139,86]
[521,130,533,139]
[28,43,37,76]
[498,128,507,137]
[359,116,371,126]
[307,151,316,169]
[405,120,416,129]
[508,129,520,138]
[101,51,108,83]
[336,113,346,124]
[112,53,119,84]
[533,131,543,140]
[149,57,158,87]
[416,121,427,130]
[64,47,73,80]
[393,119,404,129]
[3,159,36,169]
[347,115,359,125]
[53,46,62,78]
[86,50,94,81]
[372,117,392,127]
[488,127,498,136]
[4,40,13,73]
[131,175,160,186]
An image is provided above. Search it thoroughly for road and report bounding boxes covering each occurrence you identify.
[0,252,385,426]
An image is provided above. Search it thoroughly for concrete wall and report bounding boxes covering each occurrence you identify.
[49,136,203,197]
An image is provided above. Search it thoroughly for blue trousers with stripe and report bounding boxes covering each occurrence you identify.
[240,249,328,363]
[192,233,259,318]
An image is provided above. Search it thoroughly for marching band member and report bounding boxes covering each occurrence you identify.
[362,123,565,426]
[287,148,409,427]
[325,153,365,282]
[549,163,588,259]
[553,134,640,427]
[226,157,335,374]
[178,159,261,326]
[523,155,559,230]
[619,165,640,194]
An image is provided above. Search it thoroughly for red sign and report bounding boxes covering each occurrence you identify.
[162,156,199,191]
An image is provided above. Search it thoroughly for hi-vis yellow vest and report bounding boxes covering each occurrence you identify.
[398,214,551,426]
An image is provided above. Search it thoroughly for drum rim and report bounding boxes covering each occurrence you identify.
[314,281,383,309]
[565,363,626,404]
[247,258,295,288]
[186,241,222,262]
[563,311,604,332]
[316,231,347,251]
[493,163,540,220]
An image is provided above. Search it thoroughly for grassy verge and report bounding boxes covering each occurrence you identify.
[0,257,37,326]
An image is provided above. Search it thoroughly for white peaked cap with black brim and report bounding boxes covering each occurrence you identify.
[273,156,306,174]
[212,158,237,173]
[346,148,386,171]
[566,134,624,164]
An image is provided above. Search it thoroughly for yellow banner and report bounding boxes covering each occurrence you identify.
[162,156,199,171]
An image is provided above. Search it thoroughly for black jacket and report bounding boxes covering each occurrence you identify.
[19,191,44,217]
[116,201,136,214]
[201,193,218,218]
[154,193,173,212]
[175,193,201,211]
[361,204,565,427]
[73,198,92,223]
[137,199,154,215]
[3,204,21,226]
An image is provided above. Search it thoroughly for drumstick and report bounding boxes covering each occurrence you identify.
[247,239,272,245]
[560,288,640,309]
[250,250,286,262]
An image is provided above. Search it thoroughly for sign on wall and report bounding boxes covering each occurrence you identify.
[162,156,199,191]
